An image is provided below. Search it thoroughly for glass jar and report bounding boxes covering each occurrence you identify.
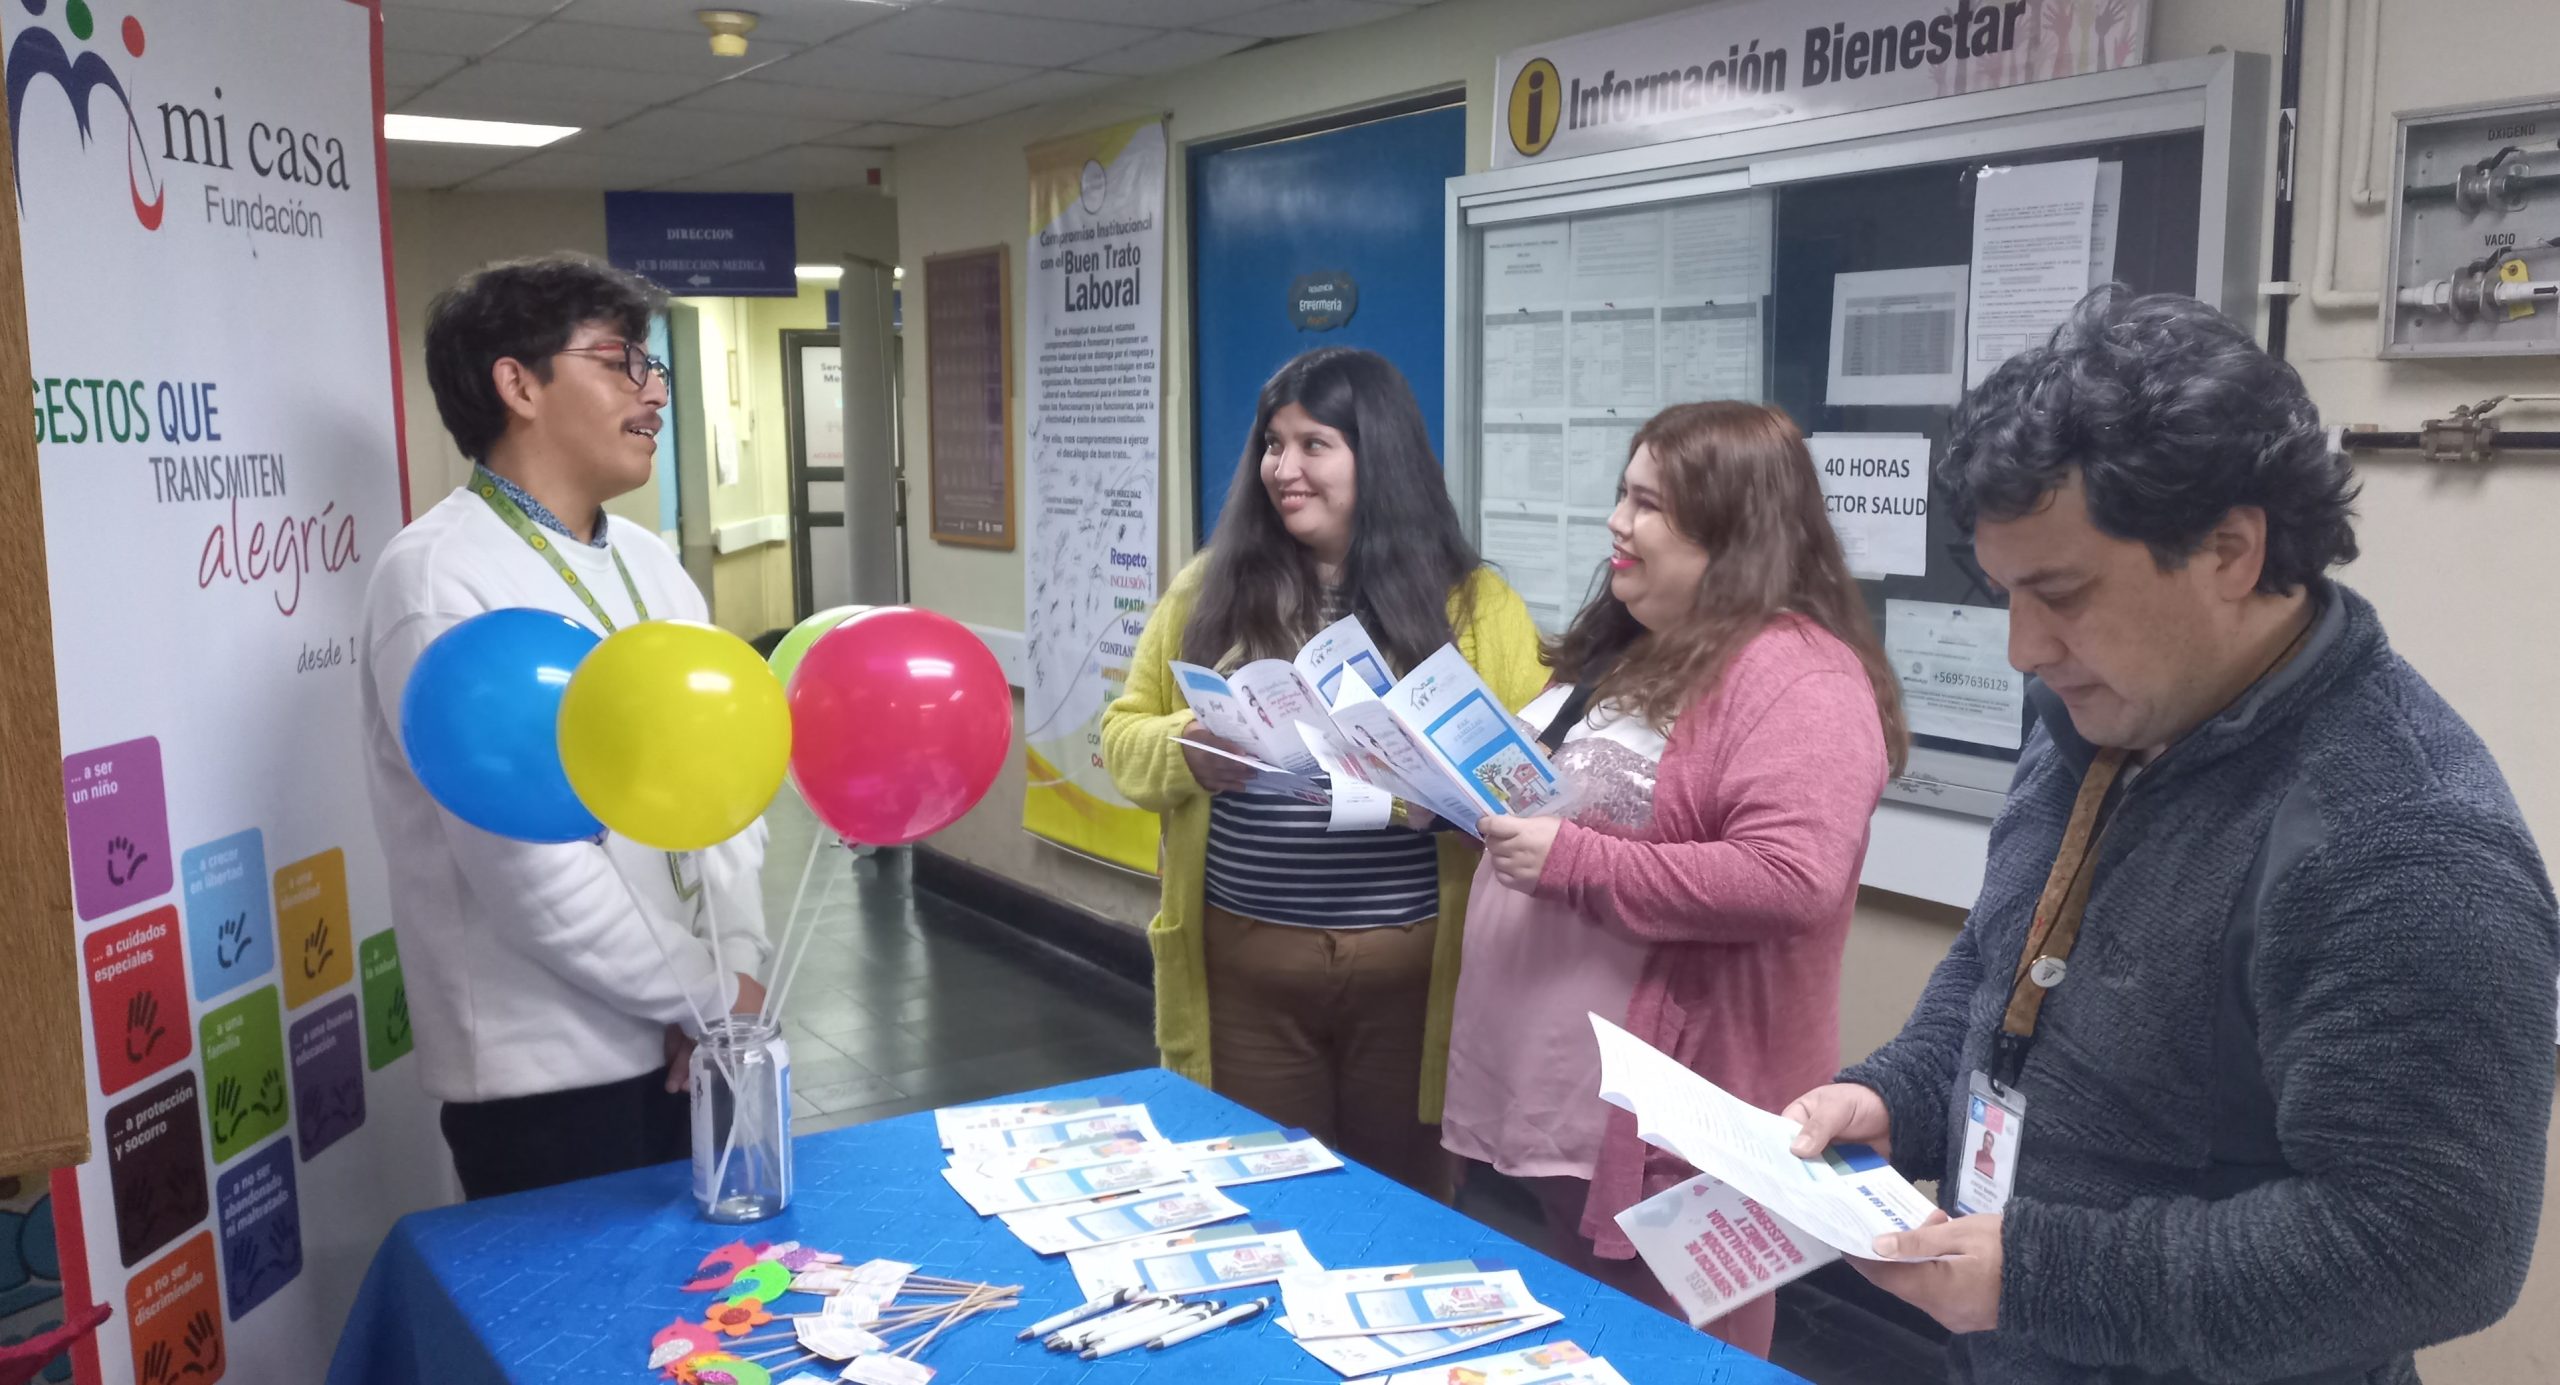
[690,1016,792,1222]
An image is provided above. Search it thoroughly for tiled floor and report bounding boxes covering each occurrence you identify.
[757,797,1942,1383]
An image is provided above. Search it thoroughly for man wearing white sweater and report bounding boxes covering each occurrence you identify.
[360,254,771,1199]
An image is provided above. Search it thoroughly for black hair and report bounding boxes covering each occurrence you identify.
[423,252,666,463]
[1181,348,1482,673]
[1938,288,2358,594]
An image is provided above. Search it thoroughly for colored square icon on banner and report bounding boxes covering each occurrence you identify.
[213,1136,302,1321]
[182,830,274,1002]
[199,988,289,1165]
[104,1070,211,1270]
[85,906,192,1096]
[358,930,412,1071]
[63,736,175,921]
[273,848,351,1010]
[288,995,366,1160]
[126,1231,225,1385]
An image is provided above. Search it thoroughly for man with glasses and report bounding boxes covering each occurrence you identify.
[359,253,772,1198]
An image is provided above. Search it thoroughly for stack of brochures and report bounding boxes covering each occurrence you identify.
[928,1097,1345,1259]
[1274,1261,1564,1376]
[1169,613,1570,835]
[1346,1340,1632,1385]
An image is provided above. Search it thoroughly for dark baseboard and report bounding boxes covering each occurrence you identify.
[910,845,1153,993]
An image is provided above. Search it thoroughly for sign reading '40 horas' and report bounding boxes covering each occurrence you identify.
[1495,0,2149,167]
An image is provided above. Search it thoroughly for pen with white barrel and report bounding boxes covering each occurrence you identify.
[1146,1296,1269,1350]
[1019,1286,1140,1340]
[1083,1301,1220,1359]
[1047,1296,1183,1352]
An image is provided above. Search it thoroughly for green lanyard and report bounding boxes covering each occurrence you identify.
[472,465,650,631]
[471,467,702,911]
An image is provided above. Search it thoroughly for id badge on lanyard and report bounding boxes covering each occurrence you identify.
[1955,1070,2028,1215]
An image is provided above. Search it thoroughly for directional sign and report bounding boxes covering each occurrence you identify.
[605,191,797,297]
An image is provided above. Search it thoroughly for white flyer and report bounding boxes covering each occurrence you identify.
[1885,599,2025,750]
[935,1095,1138,1148]
[1615,1171,1837,1326]
[2089,160,2124,287]
[947,1105,1165,1158]
[1483,222,1569,313]
[1067,1221,1322,1298]
[940,1153,1192,1216]
[1826,264,1969,407]
[956,1132,1162,1182]
[1284,1307,1566,1376]
[1280,1267,1543,1339]
[1666,192,1772,302]
[1806,434,1931,579]
[1296,614,1397,709]
[1590,1012,1940,1259]
[1349,1340,1630,1385]
[1168,659,1331,774]
[1169,1130,1345,1186]
[1965,159,2100,387]
[1001,1184,1248,1255]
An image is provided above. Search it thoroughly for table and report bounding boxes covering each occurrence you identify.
[329,1069,1807,1384]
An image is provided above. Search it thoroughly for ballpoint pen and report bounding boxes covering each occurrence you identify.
[1083,1302,1220,1359]
[1018,1286,1140,1340]
[1147,1296,1270,1350]
[1047,1296,1181,1351]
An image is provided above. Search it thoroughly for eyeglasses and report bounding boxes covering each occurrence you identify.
[551,340,671,388]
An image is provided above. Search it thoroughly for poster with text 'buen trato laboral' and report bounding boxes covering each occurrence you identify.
[9,2,445,1380]
[1021,118,1164,873]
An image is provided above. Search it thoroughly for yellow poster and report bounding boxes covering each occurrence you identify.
[1019,119,1165,873]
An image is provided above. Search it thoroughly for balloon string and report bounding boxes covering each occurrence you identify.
[701,881,746,1208]
[605,852,743,1202]
[759,831,842,1029]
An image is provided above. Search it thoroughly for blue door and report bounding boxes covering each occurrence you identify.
[1189,103,1466,543]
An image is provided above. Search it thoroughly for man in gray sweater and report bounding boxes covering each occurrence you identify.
[1786,291,2556,1383]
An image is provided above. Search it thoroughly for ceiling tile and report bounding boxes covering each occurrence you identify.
[385,141,526,189]
[491,21,801,78]
[756,43,1037,98]
[402,59,699,125]
[380,0,562,17]
[550,0,905,47]
[899,69,1120,128]
[382,6,532,58]
[570,106,843,160]
[1073,29,1258,76]
[860,7,1156,67]
[813,121,942,149]
[458,148,726,191]
[674,78,924,125]
[655,144,890,192]
[383,49,464,88]
[942,0,1267,26]
[1201,0,1410,39]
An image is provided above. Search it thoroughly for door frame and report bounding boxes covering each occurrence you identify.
[780,326,843,621]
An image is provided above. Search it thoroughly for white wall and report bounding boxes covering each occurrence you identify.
[887,2,2560,1375]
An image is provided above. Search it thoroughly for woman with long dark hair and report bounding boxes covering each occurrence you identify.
[1441,401,1906,1353]
[1103,347,1545,1194]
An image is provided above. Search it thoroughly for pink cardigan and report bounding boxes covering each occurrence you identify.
[1534,616,1889,1257]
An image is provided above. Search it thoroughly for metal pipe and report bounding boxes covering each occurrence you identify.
[2352,0,2387,209]
[2268,0,2308,356]
[2311,0,2381,311]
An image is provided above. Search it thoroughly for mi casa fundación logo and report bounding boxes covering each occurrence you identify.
[8,0,354,244]
[5,0,164,228]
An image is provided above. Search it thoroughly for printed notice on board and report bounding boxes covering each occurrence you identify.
[1886,600,2023,750]
[1806,435,1929,578]
[1965,159,2098,387]
[1827,265,1968,407]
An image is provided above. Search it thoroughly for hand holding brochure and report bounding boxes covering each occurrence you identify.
[1615,1171,1837,1325]
[1589,1013,1938,1259]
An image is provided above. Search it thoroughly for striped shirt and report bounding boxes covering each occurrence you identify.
[1199,585,1440,929]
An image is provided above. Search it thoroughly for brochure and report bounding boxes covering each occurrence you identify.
[999,1184,1247,1255]
[1168,1130,1344,1187]
[1615,1170,1837,1325]
[1066,1221,1321,1298]
[1280,1267,1543,1340]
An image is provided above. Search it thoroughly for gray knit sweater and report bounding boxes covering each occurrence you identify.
[1844,585,2556,1383]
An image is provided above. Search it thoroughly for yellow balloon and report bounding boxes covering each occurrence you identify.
[558,620,792,851]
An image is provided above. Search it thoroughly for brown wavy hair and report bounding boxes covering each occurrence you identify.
[1548,401,1907,772]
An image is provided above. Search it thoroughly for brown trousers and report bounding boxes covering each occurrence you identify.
[1202,905,1449,1198]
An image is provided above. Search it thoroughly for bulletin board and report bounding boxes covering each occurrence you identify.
[1442,53,2268,899]
[924,245,1014,549]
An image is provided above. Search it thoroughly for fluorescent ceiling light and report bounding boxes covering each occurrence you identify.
[384,114,577,148]
[796,265,843,280]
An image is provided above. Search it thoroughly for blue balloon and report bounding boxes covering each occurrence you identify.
[400,608,604,843]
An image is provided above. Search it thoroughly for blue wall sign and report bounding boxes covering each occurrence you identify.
[605,191,797,297]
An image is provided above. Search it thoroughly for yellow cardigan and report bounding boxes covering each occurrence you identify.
[1101,557,1550,1122]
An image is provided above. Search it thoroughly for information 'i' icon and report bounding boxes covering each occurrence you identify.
[1510,58,1562,158]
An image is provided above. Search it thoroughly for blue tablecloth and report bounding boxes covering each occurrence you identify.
[330,1069,1805,1384]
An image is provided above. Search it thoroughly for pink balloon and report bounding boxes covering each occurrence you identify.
[786,607,1012,845]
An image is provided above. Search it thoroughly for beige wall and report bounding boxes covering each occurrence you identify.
[387,189,896,636]
[887,1,2560,1373]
